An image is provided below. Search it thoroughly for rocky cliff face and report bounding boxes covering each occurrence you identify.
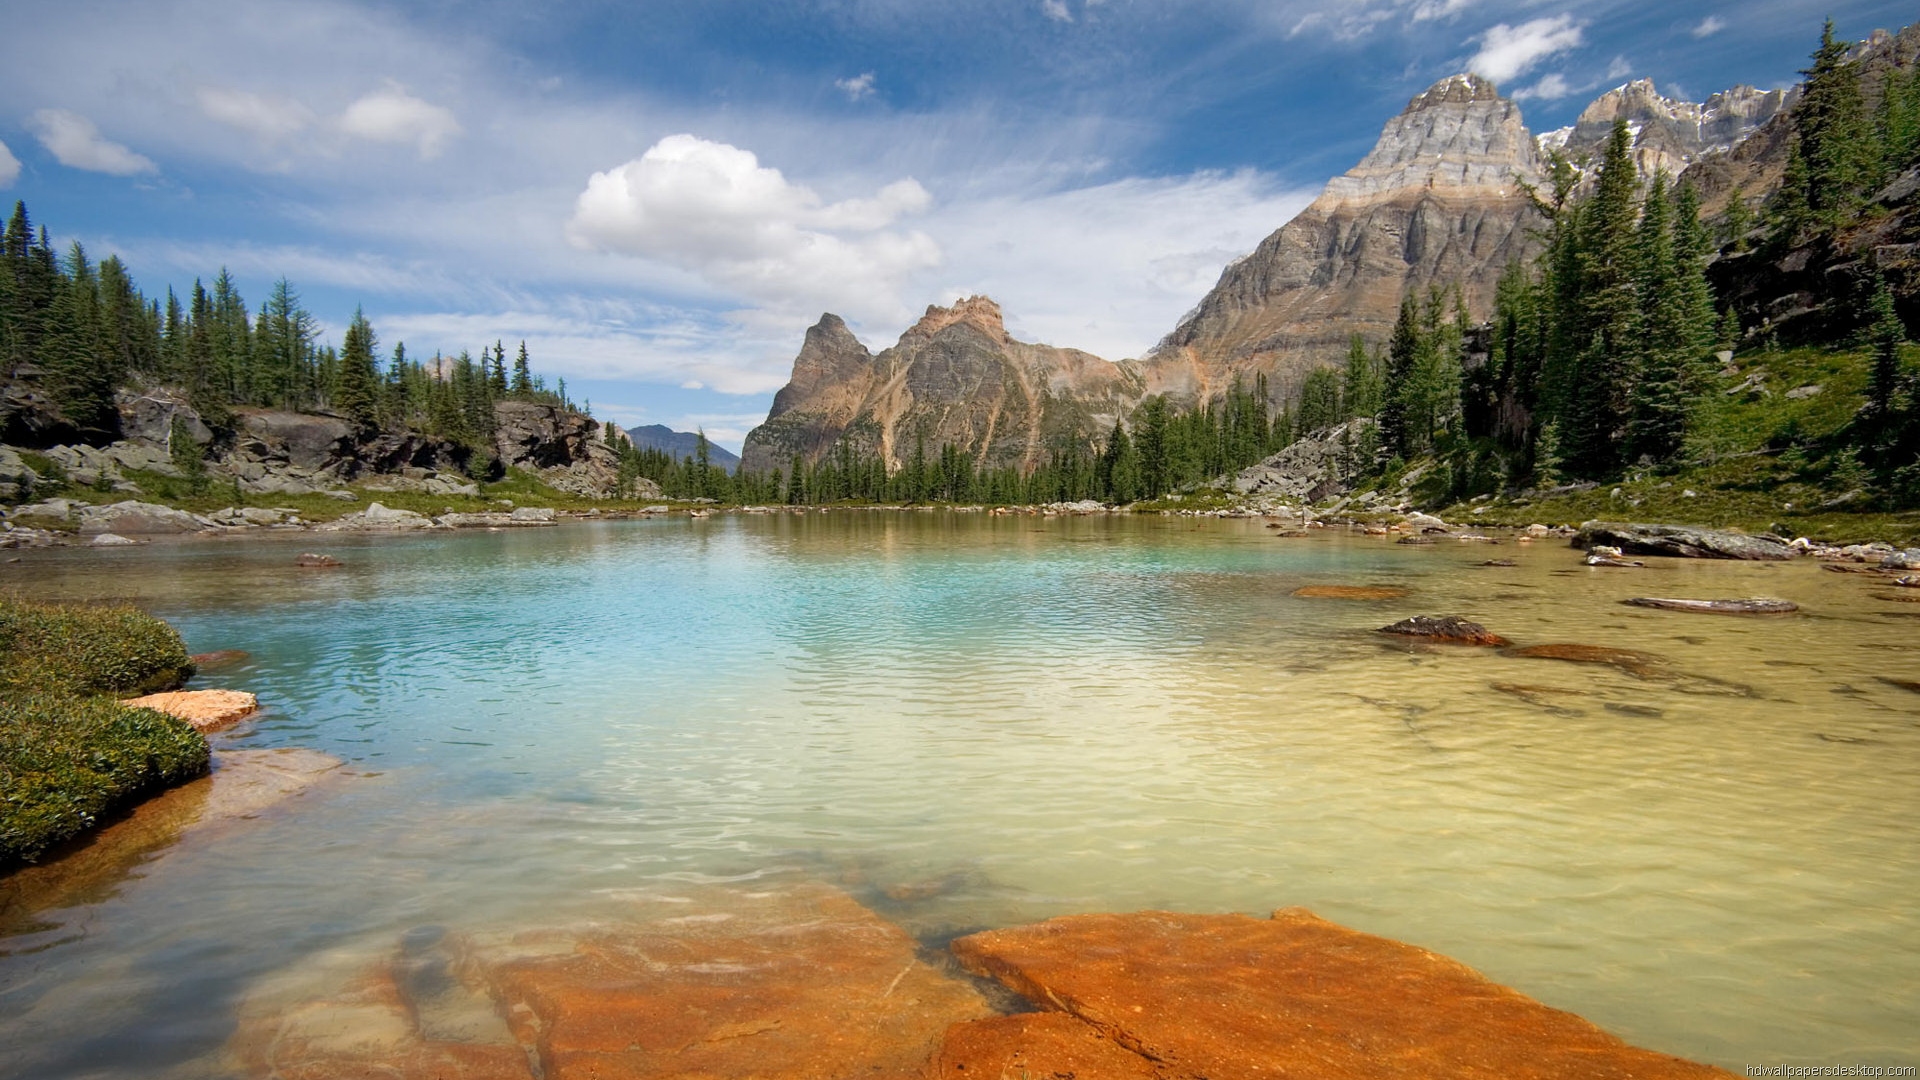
[741,298,1144,474]
[1146,74,1545,403]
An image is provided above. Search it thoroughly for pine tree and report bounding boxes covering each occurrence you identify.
[511,341,532,396]
[1134,396,1171,498]
[1792,19,1874,228]
[1380,292,1420,458]
[1296,367,1342,436]
[1565,119,1640,478]
[1340,332,1383,419]
[335,308,381,428]
[1627,173,1692,463]
[1863,268,1907,428]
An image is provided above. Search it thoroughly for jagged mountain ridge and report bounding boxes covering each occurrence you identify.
[743,64,1813,473]
[739,298,1142,475]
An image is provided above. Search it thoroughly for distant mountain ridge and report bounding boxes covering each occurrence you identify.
[742,53,1849,473]
[624,424,741,472]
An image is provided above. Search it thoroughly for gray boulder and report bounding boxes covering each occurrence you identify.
[77,500,212,535]
[317,501,438,531]
[0,446,38,500]
[1573,521,1795,561]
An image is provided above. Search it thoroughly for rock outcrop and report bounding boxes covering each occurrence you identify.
[1227,417,1376,501]
[1146,74,1544,403]
[493,401,644,498]
[741,298,1144,474]
[122,689,261,733]
[1574,522,1796,561]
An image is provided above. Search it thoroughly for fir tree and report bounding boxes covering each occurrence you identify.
[1296,367,1342,436]
[1627,174,1693,463]
[511,341,532,395]
[1340,332,1383,419]
[1380,292,1421,458]
[334,308,381,428]
[1564,119,1640,478]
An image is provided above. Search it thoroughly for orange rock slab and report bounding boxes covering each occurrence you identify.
[231,880,994,1080]
[950,908,1735,1080]
[932,1013,1163,1080]
[123,688,259,732]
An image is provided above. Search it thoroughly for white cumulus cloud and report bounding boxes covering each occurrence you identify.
[197,85,317,142]
[1041,0,1072,23]
[336,81,462,159]
[29,109,156,175]
[565,134,941,327]
[836,72,876,101]
[1692,15,1726,39]
[1512,73,1572,101]
[1467,15,1584,86]
[0,139,19,186]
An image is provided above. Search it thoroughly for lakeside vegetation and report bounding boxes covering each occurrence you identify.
[0,598,206,867]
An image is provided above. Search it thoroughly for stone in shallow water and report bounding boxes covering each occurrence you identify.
[1506,643,1664,672]
[1622,597,1798,615]
[1378,614,1508,645]
[189,649,251,670]
[230,880,994,1080]
[950,908,1734,1080]
[122,688,259,732]
[1292,584,1409,600]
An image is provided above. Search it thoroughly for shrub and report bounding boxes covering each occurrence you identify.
[0,692,209,866]
[0,597,195,696]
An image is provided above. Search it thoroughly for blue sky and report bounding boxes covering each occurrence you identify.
[2,0,1911,451]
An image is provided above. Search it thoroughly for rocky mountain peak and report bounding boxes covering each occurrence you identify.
[1547,78,1790,179]
[1403,73,1503,112]
[904,296,1008,343]
[1314,73,1539,210]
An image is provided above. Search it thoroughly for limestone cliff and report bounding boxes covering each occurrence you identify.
[740,298,1144,474]
[1146,74,1545,402]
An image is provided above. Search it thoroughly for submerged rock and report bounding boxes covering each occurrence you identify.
[1293,585,1409,600]
[190,649,251,670]
[1622,597,1798,615]
[949,908,1733,1080]
[932,1013,1158,1080]
[230,880,992,1080]
[1506,643,1664,675]
[295,552,342,568]
[123,689,260,733]
[1378,615,1509,646]
[1573,522,1794,561]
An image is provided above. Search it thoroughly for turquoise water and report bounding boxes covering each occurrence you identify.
[2,512,1917,1076]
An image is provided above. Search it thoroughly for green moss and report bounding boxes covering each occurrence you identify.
[0,693,209,867]
[0,597,195,697]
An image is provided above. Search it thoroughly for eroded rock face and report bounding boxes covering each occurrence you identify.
[1148,74,1544,403]
[950,908,1735,1080]
[492,401,643,498]
[229,880,994,1080]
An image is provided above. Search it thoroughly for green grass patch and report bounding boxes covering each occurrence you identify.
[0,597,209,868]
[0,597,195,698]
[0,693,208,867]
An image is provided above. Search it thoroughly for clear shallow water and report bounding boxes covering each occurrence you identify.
[1,512,1917,1076]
